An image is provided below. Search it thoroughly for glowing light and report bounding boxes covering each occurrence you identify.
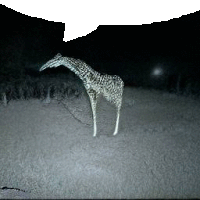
[151,66,164,76]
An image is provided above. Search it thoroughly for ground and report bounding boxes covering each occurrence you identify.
[0,87,200,198]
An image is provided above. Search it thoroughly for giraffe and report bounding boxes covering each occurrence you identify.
[39,53,124,137]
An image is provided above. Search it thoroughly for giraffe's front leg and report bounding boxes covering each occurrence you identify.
[87,89,98,137]
[92,105,97,137]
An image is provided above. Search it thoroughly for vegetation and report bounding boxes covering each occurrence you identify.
[0,68,84,106]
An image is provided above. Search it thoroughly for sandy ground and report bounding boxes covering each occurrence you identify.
[0,87,200,198]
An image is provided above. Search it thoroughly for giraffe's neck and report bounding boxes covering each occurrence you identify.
[62,57,98,86]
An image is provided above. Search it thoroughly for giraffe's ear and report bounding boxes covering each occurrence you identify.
[55,53,62,59]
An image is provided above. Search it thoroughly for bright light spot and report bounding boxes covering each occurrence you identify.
[153,68,163,76]
[153,69,162,76]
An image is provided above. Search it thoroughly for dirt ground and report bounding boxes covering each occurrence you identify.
[0,87,200,198]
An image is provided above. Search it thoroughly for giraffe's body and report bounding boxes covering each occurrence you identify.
[40,53,124,137]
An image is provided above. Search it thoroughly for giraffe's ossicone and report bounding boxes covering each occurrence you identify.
[39,53,124,137]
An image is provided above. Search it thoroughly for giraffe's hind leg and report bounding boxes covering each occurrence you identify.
[113,104,121,135]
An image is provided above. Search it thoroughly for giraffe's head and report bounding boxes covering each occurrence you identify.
[39,53,63,71]
[54,53,62,59]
